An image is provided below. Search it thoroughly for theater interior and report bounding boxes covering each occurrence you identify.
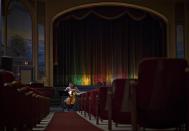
[0,0,189,131]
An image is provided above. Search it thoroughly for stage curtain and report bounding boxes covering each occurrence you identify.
[53,6,166,86]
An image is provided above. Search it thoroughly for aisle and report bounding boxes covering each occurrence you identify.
[45,112,103,131]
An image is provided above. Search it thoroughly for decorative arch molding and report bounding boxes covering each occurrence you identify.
[6,0,33,16]
[19,0,34,16]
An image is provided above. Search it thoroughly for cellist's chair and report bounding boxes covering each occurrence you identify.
[131,58,187,131]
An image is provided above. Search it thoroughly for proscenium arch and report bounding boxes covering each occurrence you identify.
[52,2,168,24]
[49,2,168,86]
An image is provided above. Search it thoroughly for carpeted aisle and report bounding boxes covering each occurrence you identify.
[45,112,103,131]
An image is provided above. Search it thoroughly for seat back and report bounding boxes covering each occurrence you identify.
[0,70,15,86]
[112,79,131,124]
[136,58,187,128]
[98,86,109,119]
[29,82,44,88]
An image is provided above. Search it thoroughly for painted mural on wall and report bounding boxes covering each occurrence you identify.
[7,0,32,64]
[6,0,45,80]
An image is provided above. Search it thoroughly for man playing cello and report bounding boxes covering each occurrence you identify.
[64,82,80,111]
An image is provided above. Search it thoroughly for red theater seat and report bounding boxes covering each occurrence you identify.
[89,89,99,118]
[0,70,15,127]
[0,70,50,130]
[111,79,132,125]
[131,58,187,130]
[96,86,110,124]
[0,70,15,85]
[85,83,132,130]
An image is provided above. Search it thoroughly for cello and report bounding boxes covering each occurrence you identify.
[64,89,77,106]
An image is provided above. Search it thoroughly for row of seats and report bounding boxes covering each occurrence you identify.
[0,70,52,131]
[78,58,189,131]
[79,81,131,130]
